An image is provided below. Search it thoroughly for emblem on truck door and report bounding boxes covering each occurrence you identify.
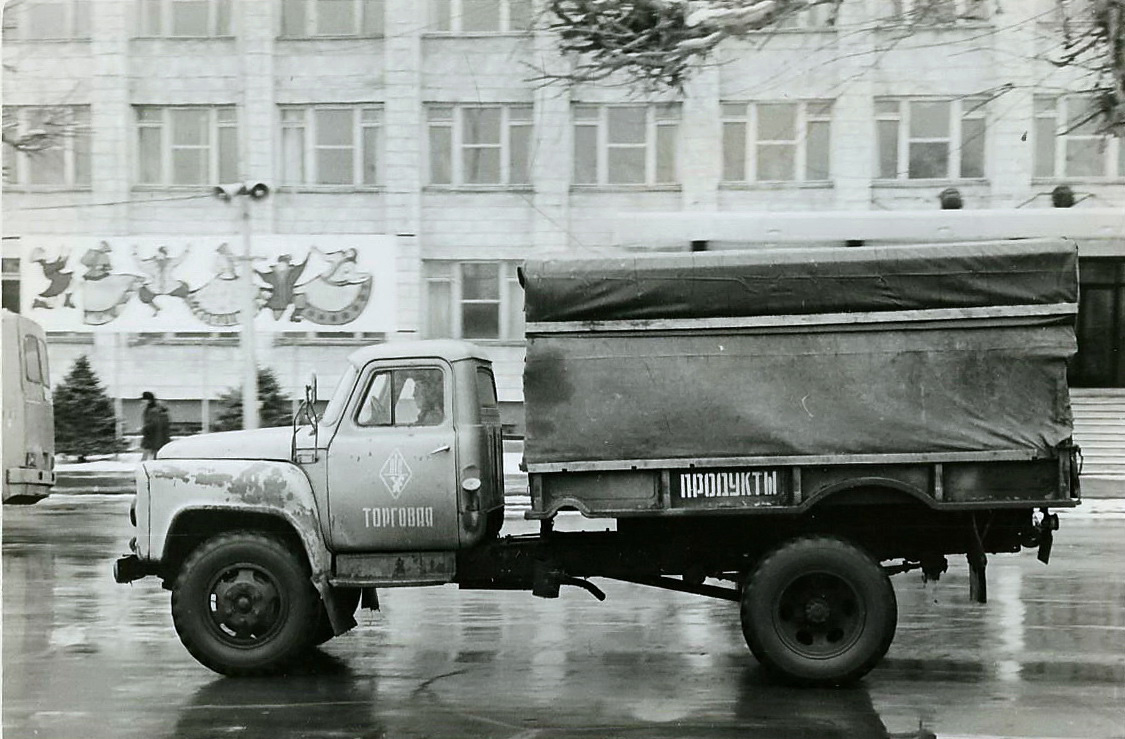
[380,449,412,499]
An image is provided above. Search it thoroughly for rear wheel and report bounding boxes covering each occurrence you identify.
[171,531,319,676]
[741,536,896,686]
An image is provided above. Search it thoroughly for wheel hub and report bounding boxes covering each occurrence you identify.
[208,564,284,644]
[804,597,831,624]
[775,572,865,658]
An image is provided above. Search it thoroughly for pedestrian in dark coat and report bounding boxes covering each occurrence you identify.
[140,391,171,460]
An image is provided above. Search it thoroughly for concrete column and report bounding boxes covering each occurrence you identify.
[384,3,424,338]
[90,0,131,234]
[240,0,276,232]
[531,17,572,253]
[830,0,875,210]
[987,1,1039,208]
[680,62,721,212]
[89,2,131,419]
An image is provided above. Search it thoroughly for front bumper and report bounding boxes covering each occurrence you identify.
[113,554,148,584]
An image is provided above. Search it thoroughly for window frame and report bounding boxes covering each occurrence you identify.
[279,104,383,188]
[423,261,524,342]
[721,100,833,183]
[773,2,840,29]
[426,104,532,187]
[136,0,234,38]
[135,105,239,187]
[1033,96,1125,180]
[279,0,385,38]
[3,106,93,189]
[872,0,990,24]
[571,104,681,187]
[2,0,91,41]
[875,97,987,181]
[354,366,448,427]
[427,0,533,34]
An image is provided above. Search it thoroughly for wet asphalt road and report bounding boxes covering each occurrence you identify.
[3,496,1123,739]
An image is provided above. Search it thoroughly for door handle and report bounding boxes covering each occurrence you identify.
[429,444,451,455]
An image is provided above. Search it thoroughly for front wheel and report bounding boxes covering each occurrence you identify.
[171,531,320,676]
[741,536,897,686]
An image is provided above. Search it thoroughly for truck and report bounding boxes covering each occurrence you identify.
[3,309,56,504]
[114,239,1081,686]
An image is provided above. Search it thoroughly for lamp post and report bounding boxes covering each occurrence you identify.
[213,182,270,430]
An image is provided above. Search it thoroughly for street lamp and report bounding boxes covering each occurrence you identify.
[213,182,270,430]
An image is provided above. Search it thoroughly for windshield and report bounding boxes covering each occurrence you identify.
[319,366,358,427]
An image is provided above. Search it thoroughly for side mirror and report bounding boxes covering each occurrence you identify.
[305,372,318,406]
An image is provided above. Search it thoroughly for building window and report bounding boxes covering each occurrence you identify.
[2,0,90,40]
[424,261,524,341]
[427,105,531,186]
[774,2,840,28]
[1034,96,1125,179]
[876,98,986,180]
[722,101,832,183]
[281,105,381,186]
[872,0,990,23]
[3,106,92,187]
[573,104,680,186]
[136,106,238,186]
[428,0,533,33]
[1071,259,1125,388]
[280,0,384,37]
[137,0,232,36]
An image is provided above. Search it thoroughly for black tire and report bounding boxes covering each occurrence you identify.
[171,531,320,676]
[310,587,362,647]
[741,536,897,686]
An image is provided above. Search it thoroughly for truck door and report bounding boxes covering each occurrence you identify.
[325,361,459,552]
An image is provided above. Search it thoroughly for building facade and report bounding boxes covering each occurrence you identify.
[3,0,1123,470]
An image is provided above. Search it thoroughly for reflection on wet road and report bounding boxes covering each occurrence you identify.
[3,496,1123,738]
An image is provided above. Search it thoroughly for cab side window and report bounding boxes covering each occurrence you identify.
[23,335,43,384]
[356,368,445,427]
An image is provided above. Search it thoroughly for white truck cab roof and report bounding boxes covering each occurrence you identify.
[346,340,491,368]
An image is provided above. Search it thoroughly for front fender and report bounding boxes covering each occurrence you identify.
[141,459,331,581]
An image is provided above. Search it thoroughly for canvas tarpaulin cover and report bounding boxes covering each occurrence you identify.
[521,240,1078,466]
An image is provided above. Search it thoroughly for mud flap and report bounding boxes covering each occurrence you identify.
[968,514,987,604]
[313,574,358,636]
[1036,509,1059,565]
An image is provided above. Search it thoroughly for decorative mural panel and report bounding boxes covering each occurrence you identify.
[19,236,397,332]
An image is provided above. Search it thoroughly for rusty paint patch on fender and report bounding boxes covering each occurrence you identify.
[191,472,235,487]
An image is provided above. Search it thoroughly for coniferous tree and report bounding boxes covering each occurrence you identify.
[212,367,293,432]
[53,355,127,461]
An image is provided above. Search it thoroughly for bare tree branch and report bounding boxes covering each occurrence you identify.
[536,0,1125,134]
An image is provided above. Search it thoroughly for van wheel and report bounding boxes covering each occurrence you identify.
[741,536,896,686]
[171,531,319,676]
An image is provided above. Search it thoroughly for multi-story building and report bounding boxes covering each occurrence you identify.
[3,0,1123,472]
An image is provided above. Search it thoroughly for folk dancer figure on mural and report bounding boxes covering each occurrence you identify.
[257,253,309,321]
[298,247,374,325]
[79,242,142,325]
[132,245,190,315]
[184,243,248,327]
[28,247,75,310]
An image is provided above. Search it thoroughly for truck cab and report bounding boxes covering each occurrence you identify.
[304,340,506,553]
[116,341,504,674]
